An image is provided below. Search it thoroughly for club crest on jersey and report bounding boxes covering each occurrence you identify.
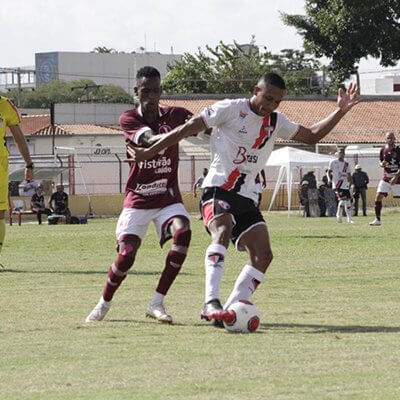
[238,126,247,134]
[206,106,215,116]
[159,124,172,134]
[239,110,248,119]
[218,200,230,211]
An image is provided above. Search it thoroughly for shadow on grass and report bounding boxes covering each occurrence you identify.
[104,319,186,327]
[260,322,400,333]
[1,269,190,276]
[299,235,350,239]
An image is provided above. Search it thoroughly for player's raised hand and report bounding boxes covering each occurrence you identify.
[337,82,359,113]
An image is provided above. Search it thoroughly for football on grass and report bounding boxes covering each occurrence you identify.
[223,300,260,333]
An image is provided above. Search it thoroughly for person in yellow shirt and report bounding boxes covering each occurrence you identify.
[0,96,34,265]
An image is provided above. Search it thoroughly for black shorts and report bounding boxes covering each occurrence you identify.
[200,187,265,251]
[335,189,351,200]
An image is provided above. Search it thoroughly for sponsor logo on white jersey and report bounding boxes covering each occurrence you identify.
[233,146,259,164]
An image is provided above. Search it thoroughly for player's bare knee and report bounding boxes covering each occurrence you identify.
[253,249,273,271]
[210,220,232,247]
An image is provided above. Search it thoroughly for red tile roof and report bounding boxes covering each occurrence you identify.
[7,98,400,145]
[6,115,122,136]
[160,98,400,144]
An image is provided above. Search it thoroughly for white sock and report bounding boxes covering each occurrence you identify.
[345,200,352,220]
[336,200,344,218]
[150,292,165,306]
[100,297,112,305]
[204,243,226,303]
[223,265,264,310]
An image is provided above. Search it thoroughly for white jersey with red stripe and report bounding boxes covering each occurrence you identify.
[200,98,299,203]
[329,159,350,190]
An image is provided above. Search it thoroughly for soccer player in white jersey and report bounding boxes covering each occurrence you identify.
[327,148,354,224]
[128,73,359,326]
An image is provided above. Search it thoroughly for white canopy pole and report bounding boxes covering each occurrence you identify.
[268,165,286,212]
[287,165,293,217]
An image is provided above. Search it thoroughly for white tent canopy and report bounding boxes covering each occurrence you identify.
[266,146,335,214]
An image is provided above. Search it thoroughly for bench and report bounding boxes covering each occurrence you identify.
[10,199,34,226]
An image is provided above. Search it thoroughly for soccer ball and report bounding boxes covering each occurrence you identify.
[223,300,260,333]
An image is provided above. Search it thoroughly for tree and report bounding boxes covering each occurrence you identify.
[163,37,323,95]
[8,79,132,108]
[163,37,271,94]
[281,0,400,82]
[92,46,117,54]
[269,49,322,95]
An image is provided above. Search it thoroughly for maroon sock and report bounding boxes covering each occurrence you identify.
[102,235,138,301]
[102,262,128,301]
[156,227,191,295]
[375,201,382,220]
[156,251,187,295]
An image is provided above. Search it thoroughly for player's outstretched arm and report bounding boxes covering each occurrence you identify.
[292,82,359,145]
[127,115,207,162]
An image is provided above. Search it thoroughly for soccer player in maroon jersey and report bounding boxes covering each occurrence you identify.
[86,67,192,323]
[127,73,359,327]
[370,132,400,226]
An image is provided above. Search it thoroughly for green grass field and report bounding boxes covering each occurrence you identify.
[1,211,400,400]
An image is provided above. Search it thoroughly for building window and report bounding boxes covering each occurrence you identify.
[393,84,400,92]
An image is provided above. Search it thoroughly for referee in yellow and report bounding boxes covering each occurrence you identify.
[0,96,34,264]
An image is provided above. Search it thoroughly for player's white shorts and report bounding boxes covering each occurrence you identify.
[115,203,190,245]
[377,180,400,198]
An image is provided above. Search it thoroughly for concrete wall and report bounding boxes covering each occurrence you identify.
[36,52,182,92]
[10,190,400,222]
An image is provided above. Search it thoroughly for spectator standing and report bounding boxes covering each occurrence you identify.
[352,165,369,216]
[298,181,310,217]
[302,171,317,189]
[318,183,327,217]
[193,168,209,198]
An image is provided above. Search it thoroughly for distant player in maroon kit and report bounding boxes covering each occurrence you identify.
[370,131,400,226]
[86,66,192,323]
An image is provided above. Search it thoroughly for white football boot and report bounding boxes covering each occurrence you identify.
[146,303,173,324]
[85,298,112,322]
[369,218,381,226]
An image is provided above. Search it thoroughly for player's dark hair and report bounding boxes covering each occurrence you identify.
[261,72,286,90]
[136,66,161,80]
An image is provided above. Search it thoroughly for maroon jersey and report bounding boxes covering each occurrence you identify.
[120,106,192,209]
[380,145,400,182]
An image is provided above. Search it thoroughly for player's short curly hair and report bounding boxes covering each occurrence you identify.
[136,66,161,80]
[261,72,286,90]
